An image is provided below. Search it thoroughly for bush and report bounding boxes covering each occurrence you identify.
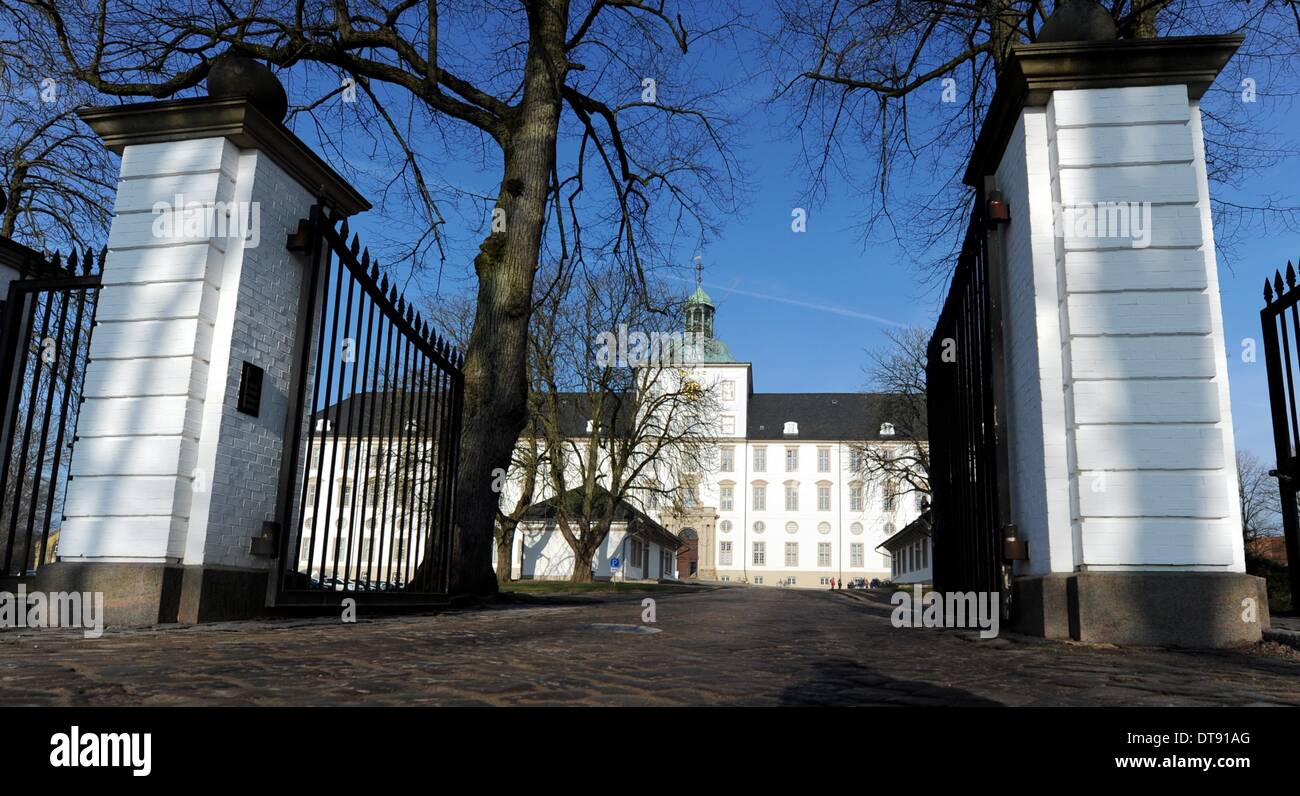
[1246,553,1293,616]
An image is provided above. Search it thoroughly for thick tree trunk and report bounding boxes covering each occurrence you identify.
[495,521,517,582]
[445,1,570,596]
[570,547,598,583]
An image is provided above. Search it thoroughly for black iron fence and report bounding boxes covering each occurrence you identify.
[275,204,464,603]
[926,206,1007,597]
[0,249,102,580]
[1258,265,1300,604]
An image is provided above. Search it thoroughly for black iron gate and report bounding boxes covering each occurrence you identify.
[0,249,102,583]
[1258,265,1300,604]
[274,204,464,604]
[926,204,1009,598]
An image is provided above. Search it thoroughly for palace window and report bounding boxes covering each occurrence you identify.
[817,447,831,472]
[850,543,864,568]
[784,482,799,511]
[752,484,767,511]
[721,380,735,401]
[818,542,832,567]
[882,480,898,512]
[785,447,799,472]
[817,484,831,511]
[721,415,735,436]
[720,541,733,566]
[849,448,863,471]
[753,446,767,472]
[849,483,863,512]
[719,484,734,511]
[753,542,766,566]
[785,542,798,567]
[720,445,735,472]
[753,576,764,585]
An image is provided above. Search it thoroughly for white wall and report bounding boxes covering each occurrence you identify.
[62,138,237,562]
[993,84,1244,574]
[513,524,675,580]
[61,136,315,570]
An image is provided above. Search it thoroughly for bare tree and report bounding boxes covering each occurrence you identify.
[765,0,1300,284]
[0,32,115,250]
[851,326,929,502]
[532,267,718,581]
[1238,449,1281,545]
[9,0,743,594]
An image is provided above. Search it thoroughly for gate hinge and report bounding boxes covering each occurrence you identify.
[1002,522,1029,561]
[250,521,280,557]
[1269,468,1294,484]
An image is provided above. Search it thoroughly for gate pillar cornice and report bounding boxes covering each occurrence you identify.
[966,13,1265,646]
[36,69,369,625]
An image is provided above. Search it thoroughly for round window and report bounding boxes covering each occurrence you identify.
[818,522,831,535]
[785,521,798,534]
[753,521,765,534]
[720,520,733,533]
[850,522,863,535]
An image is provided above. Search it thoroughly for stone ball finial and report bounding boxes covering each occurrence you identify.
[1037,0,1118,43]
[206,55,289,123]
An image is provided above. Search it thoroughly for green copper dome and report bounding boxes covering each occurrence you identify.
[686,285,714,307]
[682,333,734,363]
[677,281,733,363]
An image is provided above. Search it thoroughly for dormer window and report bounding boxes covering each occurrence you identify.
[783,421,798,436]
[315,419,332,432]
[879,422,896,437]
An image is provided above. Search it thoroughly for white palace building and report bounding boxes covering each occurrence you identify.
[500,285,928,588]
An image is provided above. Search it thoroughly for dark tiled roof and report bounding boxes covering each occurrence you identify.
[310,390,452,437]
[546,392,633,438]
[521,486,680,549]
[746,393,926,441]
[315,389,926,442]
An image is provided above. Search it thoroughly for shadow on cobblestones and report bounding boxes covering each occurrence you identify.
[779,657,1002,706]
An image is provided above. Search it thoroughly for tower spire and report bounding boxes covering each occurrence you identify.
[694,255,704,287]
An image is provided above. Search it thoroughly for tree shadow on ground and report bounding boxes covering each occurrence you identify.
[779,656,1003,706]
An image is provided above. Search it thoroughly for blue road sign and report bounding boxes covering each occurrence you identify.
[610,557,621,569]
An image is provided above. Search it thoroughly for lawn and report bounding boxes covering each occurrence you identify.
[500,580,699,595]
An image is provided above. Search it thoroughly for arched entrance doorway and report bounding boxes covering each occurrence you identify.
[677,528,699,579]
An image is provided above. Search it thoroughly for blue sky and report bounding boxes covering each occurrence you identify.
[277,12,1300,465]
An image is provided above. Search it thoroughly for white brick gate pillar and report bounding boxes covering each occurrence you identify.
[35,89,368,624]
[968,31,1268,646]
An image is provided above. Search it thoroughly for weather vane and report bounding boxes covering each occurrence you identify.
[694,255,703,286]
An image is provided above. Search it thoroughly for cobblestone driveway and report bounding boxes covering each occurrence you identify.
[2,586,1298,706]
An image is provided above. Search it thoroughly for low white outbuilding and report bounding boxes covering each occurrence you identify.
[508,487,682,581]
